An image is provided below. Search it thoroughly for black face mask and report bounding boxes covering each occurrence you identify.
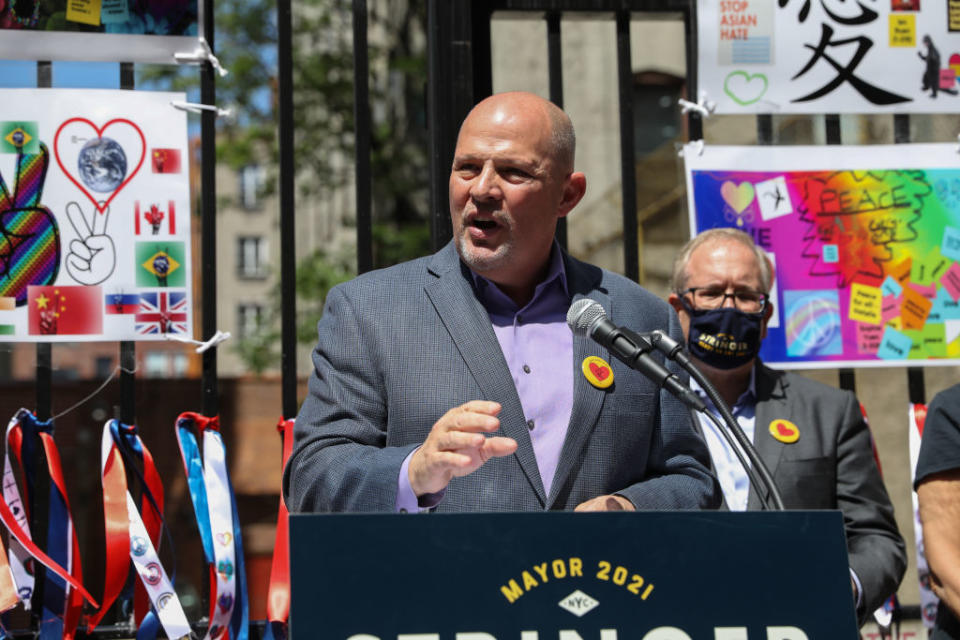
[681,300,764,370]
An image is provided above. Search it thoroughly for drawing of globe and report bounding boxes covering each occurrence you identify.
[77,137,127,193]
[785,292,842,356]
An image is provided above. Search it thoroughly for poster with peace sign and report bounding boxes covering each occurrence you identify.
[683,141,960,368]
[697,0,960,114]
[0,88,192,342]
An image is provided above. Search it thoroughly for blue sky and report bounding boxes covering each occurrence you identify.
[0,60,123,88]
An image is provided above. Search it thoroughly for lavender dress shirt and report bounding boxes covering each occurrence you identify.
[396,246,574,511]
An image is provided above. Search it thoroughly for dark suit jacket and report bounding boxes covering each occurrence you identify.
[284,242,720,512]
[698,362,906,620]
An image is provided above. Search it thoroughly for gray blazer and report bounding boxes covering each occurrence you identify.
[700,362,906,619]
[284,242,720,512]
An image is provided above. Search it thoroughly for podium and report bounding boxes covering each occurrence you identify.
[290,511,858,639]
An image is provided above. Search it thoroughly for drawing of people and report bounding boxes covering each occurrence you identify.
[919,35,941,98]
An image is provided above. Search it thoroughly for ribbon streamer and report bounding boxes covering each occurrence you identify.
[175,413,248,640]
[89,421,187,640]
[262,418,293,640]
[0,409,96,639]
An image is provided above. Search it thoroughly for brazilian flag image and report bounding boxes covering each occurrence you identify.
[0,122,39,154]
[136,241,186,287]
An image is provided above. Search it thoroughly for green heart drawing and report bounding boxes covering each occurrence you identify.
[724,71,769,106]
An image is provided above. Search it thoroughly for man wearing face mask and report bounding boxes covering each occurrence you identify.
[668,228,905,626]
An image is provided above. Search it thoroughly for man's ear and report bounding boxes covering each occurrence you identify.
[668,292,684,314]
[557,172,586,218]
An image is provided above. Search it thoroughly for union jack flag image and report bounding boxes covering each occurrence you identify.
[135,291,188,335]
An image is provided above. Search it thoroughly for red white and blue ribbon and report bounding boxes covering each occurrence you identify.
[262,418,293,640]
[89,420,189,640]
[175,413,248,640]
[909,402,939,629]
[0,409,96,639]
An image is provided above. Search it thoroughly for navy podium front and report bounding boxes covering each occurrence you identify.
[289,511,858,639]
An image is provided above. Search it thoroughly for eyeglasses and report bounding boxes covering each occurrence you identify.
[679,287,768,313]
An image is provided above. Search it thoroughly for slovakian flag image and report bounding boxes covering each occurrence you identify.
[135,291,187,335]
[105,292,139,314]
[27,285,103,336]
[151,148,182,174]
[135,241,186,288]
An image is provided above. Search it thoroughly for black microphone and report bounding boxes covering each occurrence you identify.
[566,299,705,411]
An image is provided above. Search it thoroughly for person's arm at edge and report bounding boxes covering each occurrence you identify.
[918,469,960,619]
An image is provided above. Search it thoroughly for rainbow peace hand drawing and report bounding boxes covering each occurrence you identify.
[0,143,60,306]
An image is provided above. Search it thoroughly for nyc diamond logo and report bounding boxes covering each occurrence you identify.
[558,590,599,617]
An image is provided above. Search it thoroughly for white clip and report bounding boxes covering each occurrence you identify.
[174,38,229,77]
[678,91,717,119]
[170,100,232,119]
[678,139,705,158]
[164,330,232,353]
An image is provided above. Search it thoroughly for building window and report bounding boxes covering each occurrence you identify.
[237,304,264,339]
[237,236,267,279]
[144,352,169,378]
[95,356,113,379]
[238,165,265,210]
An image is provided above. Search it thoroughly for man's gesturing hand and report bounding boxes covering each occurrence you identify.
[409,401,517,497]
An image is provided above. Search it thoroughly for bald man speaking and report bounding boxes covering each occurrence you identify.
[284,92,718,513]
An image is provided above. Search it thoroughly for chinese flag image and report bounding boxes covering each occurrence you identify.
[27,285,103,336]
[151,148,182,174]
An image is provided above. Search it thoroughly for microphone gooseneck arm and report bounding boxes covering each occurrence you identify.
[647,330,785,511]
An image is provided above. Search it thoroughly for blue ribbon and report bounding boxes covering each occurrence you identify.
[17,412,66,640]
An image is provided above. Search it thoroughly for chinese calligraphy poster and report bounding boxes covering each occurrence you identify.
[684,142,960,368]
[0,89,193,342]
[0,0,201,63]
[698,0,960,113]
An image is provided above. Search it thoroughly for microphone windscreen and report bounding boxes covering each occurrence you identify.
[566,299,605,336]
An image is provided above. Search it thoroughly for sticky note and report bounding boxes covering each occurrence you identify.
[941,262,960,301]
[849,282,883,325]
[913,282,938,300]
[882,275,903,299]
[941,69,957,90]
[942,227,960,262]
[856,323,883,355]
[889,257,912,285]
[67,0,102,25]
[755,176,793,221]
[902,330,927,359]
[889,14,915,47]
[935,287,960,320]
[101,0,129,24]
[901,286,934,329]
[922,324,947,357]
[877,326,912,359]
[822,244,839,263]
[882,295,901,325]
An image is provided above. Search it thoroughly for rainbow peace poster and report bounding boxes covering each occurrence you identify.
[683,142,960,368]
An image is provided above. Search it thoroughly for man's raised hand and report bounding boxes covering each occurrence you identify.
[408,401,517,497]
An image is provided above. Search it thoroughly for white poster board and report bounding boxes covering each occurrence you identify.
[0,89,193,342]
[698,0,960,114]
